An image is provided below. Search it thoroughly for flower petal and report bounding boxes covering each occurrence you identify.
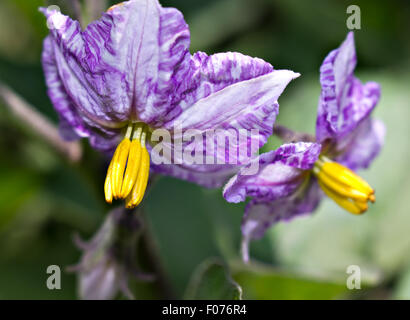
[241,180,321,262]
[223,142,321,203]
[160,51,274,124]
[165,69,300,165]
[335,118,385,171]
[42,36,91,139]
[316,32,381,143]
[89,131,121,153]
[41,0,191,129]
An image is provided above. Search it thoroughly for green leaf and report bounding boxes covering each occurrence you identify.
[185,259,242,300]
[0,168,41,229]
[393,265,410,300]
[144,177,221,297]
[44,164,104,231]
[232,262,349,300]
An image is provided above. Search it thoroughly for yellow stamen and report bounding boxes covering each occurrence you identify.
[104,161,113,204]
[120,127,143,198]
[111,138,131,198]
[109,125,133,198]
[314,158,375,215]
[318,181,366,215]
[125,131,150,209]
[104,123,151,209]
[319,160,373,195]
[317,167,369,202]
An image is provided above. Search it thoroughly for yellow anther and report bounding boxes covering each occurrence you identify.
[105,141,122,199]
[318,181,366,215]
[120,139,142,199]
[104,123,151,208]
[314,159,375,215]
[110,138,131,199]
[317,167,369,202]
[104,161,113,204]
[125,146,150,209]
[319,161,373,195]
[354,200,369,212]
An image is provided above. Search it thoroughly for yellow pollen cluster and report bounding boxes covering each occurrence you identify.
[104,123,150,209]
[313,157,375,215]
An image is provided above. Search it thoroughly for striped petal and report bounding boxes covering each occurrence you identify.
[316,32,381,144]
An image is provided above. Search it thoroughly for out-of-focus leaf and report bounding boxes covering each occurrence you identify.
[0,221,78,299]
[202,189,276,265]
[200,189,243,261]
[144,177,221,296]
[0,168,41,229]
[393,266,410,300]
[233,262,349,300]
[44,164,104,231]
[0,192,53,258]
[185,259,242,300]
[0,0,47,63]
[188,0,265,52]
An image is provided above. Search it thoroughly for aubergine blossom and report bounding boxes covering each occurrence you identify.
[40,0,299,208]
[223,32,385,261]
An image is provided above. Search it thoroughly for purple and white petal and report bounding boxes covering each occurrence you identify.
[241,180,322,262]
[42,36,91,139]
[41,5,131,127]
[164,69,300,166]
[131,2,191,124]
[41,0,191,129]
[223,142,321,203]
[334,118,385,171]
[159,51,274,125]
[316,32,381,144]
[89,131,121,154]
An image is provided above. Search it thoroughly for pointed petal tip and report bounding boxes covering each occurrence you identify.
[275,69,301,80]
[290,71,301,79]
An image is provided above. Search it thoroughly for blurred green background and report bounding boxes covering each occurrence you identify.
[0,0,409,299]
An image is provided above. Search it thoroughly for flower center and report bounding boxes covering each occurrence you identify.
[104,122,150,209]
[313,156,375,215]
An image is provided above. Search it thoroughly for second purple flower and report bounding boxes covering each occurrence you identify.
[223,32,385,262]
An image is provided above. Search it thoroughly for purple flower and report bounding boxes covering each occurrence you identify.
[223,32,385,262]
[40,0,299,208]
